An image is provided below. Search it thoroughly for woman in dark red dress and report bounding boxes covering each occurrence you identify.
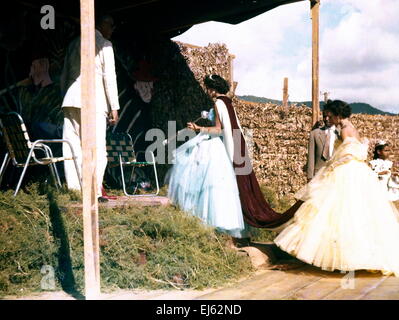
[188,75,302,236]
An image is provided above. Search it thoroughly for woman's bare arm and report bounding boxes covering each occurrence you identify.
[187,104,222,134]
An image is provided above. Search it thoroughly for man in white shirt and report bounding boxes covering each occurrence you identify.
[306,108,337,181]
[60,14,120,201]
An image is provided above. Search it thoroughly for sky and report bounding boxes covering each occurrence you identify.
[173,0,399,114]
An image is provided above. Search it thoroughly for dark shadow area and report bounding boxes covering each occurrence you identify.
[47,187,84,299]
[109,33,214,186]
[0,5,215,192]
[248,241,299,262]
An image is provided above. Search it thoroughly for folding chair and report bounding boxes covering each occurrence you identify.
[106,132,159,196]
[0,112,81,196]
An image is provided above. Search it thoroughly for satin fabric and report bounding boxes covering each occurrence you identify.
[167,108,249,238]
[218,96,298,229]
[275,137,399,276]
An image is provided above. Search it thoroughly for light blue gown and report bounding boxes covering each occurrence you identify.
[167,109,248,238]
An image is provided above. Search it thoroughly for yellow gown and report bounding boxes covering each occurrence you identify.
[274,136,399,276]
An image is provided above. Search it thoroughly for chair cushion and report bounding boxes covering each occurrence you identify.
[106,132,136,164]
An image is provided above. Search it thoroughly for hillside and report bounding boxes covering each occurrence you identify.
[238,95,396,116]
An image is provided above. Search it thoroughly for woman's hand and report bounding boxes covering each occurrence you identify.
[187,122,200,131]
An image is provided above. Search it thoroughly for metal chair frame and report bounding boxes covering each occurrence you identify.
[0,112,82,196]
[107,132,159,197]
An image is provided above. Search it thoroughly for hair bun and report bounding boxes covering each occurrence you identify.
[204,74,230,94]
[324,100,352,118]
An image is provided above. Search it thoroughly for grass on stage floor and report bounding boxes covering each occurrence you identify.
[0,183,293,297]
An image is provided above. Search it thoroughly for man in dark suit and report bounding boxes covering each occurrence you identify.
[306,108,338,181]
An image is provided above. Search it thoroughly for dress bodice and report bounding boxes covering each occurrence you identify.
[332,136,369,162]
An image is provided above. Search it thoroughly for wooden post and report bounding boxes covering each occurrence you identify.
[80,0,100,299]
[232,81,238,95]
[229,54,235,88]
[282,77,289,108]
[228,81,238,99]
[227,54,236,98]
[322,91,330,103]
[311,0,320,125]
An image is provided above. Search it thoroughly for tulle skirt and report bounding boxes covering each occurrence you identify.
[167,132,247,238]
[274,159,399,276]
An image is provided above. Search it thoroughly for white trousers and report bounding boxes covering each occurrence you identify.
[62,107,108,197]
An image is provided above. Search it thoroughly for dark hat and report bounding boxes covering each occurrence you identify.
[132,59,158,82]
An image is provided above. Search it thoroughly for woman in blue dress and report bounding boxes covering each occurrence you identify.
[168,74,301,243]
[167,75,249,239]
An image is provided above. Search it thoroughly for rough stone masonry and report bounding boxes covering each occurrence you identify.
[234,99,399,198]
[174,42,399,198]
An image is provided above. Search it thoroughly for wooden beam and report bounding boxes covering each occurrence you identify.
[311,0,320,125]
[229,54,235,89]
[283,77,289,108]
[80,0,100,299]
[228,81,238,99]
[322,91,330,103]
[232,81,238,95]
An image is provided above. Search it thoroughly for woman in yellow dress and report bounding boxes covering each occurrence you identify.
[274,100,399,276]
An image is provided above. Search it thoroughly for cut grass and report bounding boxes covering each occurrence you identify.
[2,181,397,298]
[0,184,253,297]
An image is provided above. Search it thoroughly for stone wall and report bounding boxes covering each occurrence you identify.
[149,40,399,195]
[150,41,234,135]
[234,98,399,198]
